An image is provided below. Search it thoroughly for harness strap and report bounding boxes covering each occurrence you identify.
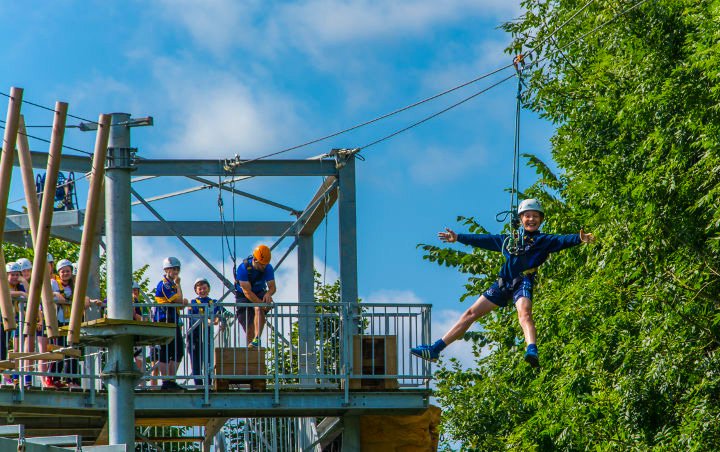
[498,268,537,288]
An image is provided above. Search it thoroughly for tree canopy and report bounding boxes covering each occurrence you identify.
[425,0,720,449]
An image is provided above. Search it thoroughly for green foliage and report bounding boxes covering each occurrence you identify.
[272,271,361,381]
[2,238,81,266]
[430,1,720,450]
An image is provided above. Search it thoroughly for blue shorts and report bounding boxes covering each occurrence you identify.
[483,275,534,308]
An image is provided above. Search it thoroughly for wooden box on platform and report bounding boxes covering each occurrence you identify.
[344,335,399,390]
[214,347,267,391]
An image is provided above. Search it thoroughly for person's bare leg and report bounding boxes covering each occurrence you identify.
[38,336,48,386]
[246,320,256,344]
[168,360,178,376]
[255,307,266,340]
[515,297,536,345]
[441,295,499,346]
[150,364,159,386]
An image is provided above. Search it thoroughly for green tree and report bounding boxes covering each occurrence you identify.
[427,0,720,450]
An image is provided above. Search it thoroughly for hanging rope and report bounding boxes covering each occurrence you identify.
[500,54,527,255]
[217,176,238,290]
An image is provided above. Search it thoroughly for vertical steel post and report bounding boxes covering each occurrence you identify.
[342,415,361,452]
[297,233,316,449]
[337,154,361,448]
[104,113,136,447]
[297,233,316,380]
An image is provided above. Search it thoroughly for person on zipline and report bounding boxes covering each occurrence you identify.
[411,198,595,367]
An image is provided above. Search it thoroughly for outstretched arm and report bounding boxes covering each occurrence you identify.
[544,229,596,252]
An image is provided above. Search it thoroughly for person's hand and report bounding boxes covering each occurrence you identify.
[174,275,181,284]
[438,228,458,243]
[262,293,274,311]
[580,229,596,244]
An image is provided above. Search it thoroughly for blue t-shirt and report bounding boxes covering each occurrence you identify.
[457,230,581,281]
[235,257,275,295]
[187,296,223,317]
[154,276,179,323]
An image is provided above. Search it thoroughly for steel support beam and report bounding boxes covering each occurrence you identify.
[132,159,337,177]
[104,113,137,447]
[187,175,300,215]
[129,220,293,237]
[17,151,340,177]
[14,150,90,172]
[298,176,338,236]
[4,210,83,233]
[0,390,429,418]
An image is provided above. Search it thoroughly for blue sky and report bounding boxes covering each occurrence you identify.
[2,0,556,366]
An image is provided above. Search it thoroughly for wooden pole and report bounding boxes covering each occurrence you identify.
[68,114,110,345]
[0,87,24,330]
[16,116,60,337]
[26,102,67,337]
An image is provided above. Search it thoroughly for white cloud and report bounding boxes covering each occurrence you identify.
[154,0,263,56]
[363,289,423,305]
[150,58,302,158]
[131,236,229,299]
[156,0,521,56]
[420,38,513,94]
[408,145,487,185]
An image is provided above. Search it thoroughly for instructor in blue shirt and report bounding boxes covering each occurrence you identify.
[235,244,276,348]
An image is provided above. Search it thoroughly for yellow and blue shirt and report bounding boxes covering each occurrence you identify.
[53,275,73,321]
[154,276,179,323]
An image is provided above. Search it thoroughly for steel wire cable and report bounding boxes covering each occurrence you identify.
[0,121,93,156]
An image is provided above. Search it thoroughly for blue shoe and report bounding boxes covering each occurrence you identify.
[410,344,439,363]
[249,337,261,348]
[524,348,539,368]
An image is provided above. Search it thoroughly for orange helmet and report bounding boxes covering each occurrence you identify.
[253,245,272,265]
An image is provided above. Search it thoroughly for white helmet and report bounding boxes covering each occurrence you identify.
[16,258,32,271]
[5,262,21,273]
[162,256,181,269]
[72,262,78,275]
[518,198,544,216]
[56,259,73,272]
[47,253,54,263]
[132,281,140,290]
[194,277,209,288]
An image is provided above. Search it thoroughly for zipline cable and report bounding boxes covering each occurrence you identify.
[359,73,516,151]
[0,92,100,126]
[225,64,516,165]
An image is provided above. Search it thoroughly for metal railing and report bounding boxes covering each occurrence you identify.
[1,300,433,396]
